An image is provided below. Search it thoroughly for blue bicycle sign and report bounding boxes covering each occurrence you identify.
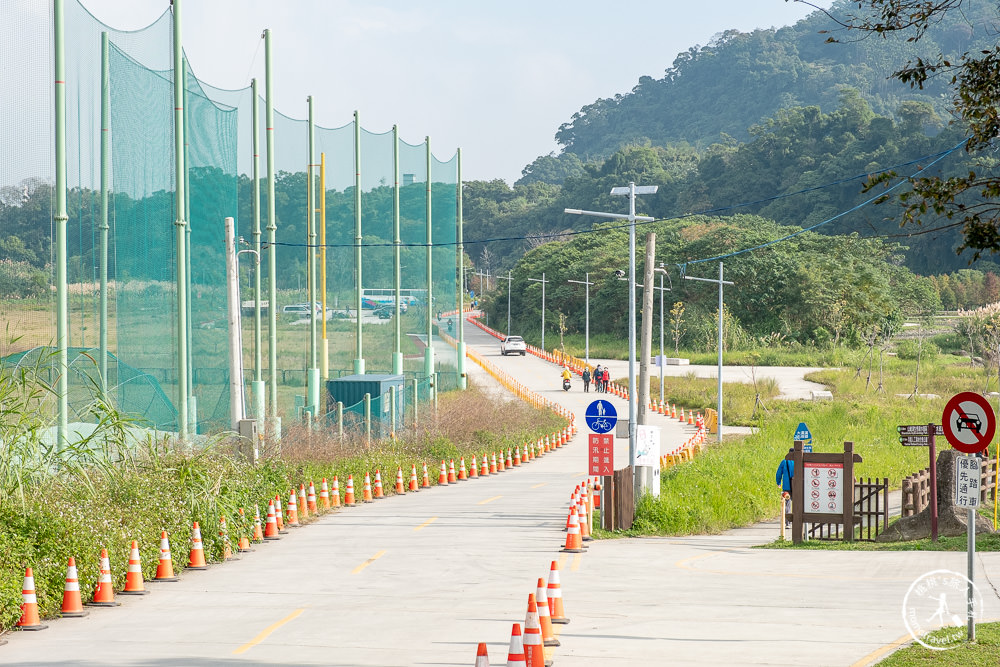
[586,400,618,434]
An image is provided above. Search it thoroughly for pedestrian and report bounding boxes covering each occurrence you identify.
[582,367,592,392]
[775,448,794,529]
[601,367,610,392]
[594,365,603,392]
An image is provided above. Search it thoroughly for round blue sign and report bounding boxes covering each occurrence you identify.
[585,400,618,434]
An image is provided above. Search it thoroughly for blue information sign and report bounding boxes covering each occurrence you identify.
[794,422,812,444]
[586,400,618,434]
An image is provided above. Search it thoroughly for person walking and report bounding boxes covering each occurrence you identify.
[594,365,603,393]
[601,366,610,392]
[582,367,592,392]
[775,448,794,529]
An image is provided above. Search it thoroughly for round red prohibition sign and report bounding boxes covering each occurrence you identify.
[941,391,996,454]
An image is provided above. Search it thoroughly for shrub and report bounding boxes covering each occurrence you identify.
[895,339,939,360]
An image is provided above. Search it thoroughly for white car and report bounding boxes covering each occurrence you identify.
[501,335,527,356]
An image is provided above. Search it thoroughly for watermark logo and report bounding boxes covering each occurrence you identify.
[902,569,983,650]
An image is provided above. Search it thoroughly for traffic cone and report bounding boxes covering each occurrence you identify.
[274,494,286,531]
[16,567,47,630]
[264,501,281,540]
[396,467,405,494]
[187,522,209,569]
[60,557,87,617]
[505,449,513,469]
[547,560,569,624]
[307,481,318,512]
[506,623,526,667]
[362,473,374,502]
[120,540,149,594]
[523,594,545,667]
[688,411,695,425]
[87,548,120,606]
[593,478,602,509]
[252,506,265,542]
[320,478,331,509]
[438,460,448,485]
[679,406,685,422]
[298,484,309,519]
[490,452,499,473]
[421,463,431,488]
[481,453,491,476]
[373,470,384,499]
[286,489,301,525]
[512,447,520,466]
[331,476,341,508]
[458,457,468,480]
[154,531,179,580]
[560,507,585,553]
[448,459,457,483]
[474,642,490,667]
[344,475,357,506]
[410,464,420,491]
[469,456,479,478]
[535,577,559,647]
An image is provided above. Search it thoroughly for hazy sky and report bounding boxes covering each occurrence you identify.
[79,0,834,184]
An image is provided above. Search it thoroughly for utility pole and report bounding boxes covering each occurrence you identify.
[501,270,513,335]
[527,273,548,350]
[685,261,734,444]
[567,273,594,364]
[638,233,656,428]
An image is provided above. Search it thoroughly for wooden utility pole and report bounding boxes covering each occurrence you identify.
[638,233,656,426]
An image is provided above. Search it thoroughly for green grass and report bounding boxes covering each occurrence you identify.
[875,621,1000,665]
[758,529,1000,551]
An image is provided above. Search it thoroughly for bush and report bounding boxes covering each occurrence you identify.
[895,339,939,360]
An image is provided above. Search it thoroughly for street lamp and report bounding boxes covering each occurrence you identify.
[685,261,734,444]
[501,270,513,335]
[567,273,594,364]
[653,265,671,406]
[565,182,657,485]
[527,273,548,350]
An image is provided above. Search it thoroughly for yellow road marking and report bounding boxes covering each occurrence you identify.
[478,495,503,505]
[573,471,588,477]
[232,608,304,654]
[352,550,386,574]
[414,517,438,531]
[557,554,568,569]
[531,483,547,489]
[849,632,914,667]
[571,553,582,571]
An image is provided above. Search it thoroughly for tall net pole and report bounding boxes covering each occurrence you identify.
[320,152,328,380]
[54,0,69,446]
[306,96,318,414]
[172,0,189,442]
[265,29,278,431]
[392,125,403,375]
[353,110,364,375]
[456,147,466,388]
[424,136,434,392]
[99,31,110,391]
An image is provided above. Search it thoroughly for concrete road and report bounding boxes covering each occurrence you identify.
[2,318,998,666]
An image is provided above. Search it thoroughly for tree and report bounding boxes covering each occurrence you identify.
[670,301,686,354]
[821,0,1000,259]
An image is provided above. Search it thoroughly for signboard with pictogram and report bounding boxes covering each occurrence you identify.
[585,400,618,434]
[941,392,996,454]
[804,462,844,514]
[589,433,614,476]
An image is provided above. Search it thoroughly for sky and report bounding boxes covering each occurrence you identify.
[78,0,834,184]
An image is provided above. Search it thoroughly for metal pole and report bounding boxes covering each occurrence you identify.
[183,64,194,434]
[54,0,69,446]
[251,78,261,383]
[225,218,245,429]
[659,270,665,403]
[320,152,328,380]
[569,274,594,365]
[424,136,434,391]
[528,274,548,350]
[99,32,109,392]
[265,29,279,437]
[506,270,512,335]
[456,147,467,389]
[171,0,188,442]
[392,126,403,375]
[628,183,637,471]
[968,502,976,642]
[306,97,319,416]
[717,261,724,444]
[354,111,364,375]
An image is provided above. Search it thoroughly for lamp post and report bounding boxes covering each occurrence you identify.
[566,183,657,487]
[653,265,671,405]
[501,270,513,335]
[567,273,594,364]
[685,261,734,444]
[527,273,548,350]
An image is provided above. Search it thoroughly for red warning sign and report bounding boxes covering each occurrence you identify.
[941,392,996,454]
[589,433,613,476]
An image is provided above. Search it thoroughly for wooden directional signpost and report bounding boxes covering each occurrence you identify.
[896,423,943,541]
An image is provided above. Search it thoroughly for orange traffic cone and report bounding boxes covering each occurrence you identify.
[373,470,384,499]
[513,447,521,466]
[469,456,479,478]
[264,501,281,540]
[120,540,149,595]
[438,460,449,485]
[578,498,592,542]
[458,457,468,480]
[344,475,357,506]
[87,548,120,606]
[475,642,490,667]
[60,557,87,617]
[362,473,375,502]
[410,464,420,491]
[307,481,318,512]
[331,476,341,508]
[421,463,431,488]
[536,577,559,647]
[688,411,695,425]
[523,594,545,667]
[252,506,265,542]
[396,467,405,494]
[286,490,301,525]
[490,453,498,474]
[448,459,457,483]
[235,509,252,552]
[16,567,47,630]
[218,516,234,561]
[560,507,585,553]
[505,623,526,667]
[155,530,179,580]
[505,449,513,468]
[480,453,490,476]
[187,522,209,569]
[547,560,569,624]
[320,478,331,509]
[274,494,286,531]
[298,484,309,519]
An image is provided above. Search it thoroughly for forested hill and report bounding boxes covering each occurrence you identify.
[520,0,995,183]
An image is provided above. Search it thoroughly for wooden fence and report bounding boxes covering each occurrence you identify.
[601,467,635,531]
[806,477,889,542]
[902,457,998,517]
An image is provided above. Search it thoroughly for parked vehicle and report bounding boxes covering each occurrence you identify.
[375,307,392,320]
[501,335,526,356]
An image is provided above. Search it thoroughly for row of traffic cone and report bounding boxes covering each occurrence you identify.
[659,423,708,469]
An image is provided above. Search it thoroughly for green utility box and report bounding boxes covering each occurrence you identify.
[326,374,405,438]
